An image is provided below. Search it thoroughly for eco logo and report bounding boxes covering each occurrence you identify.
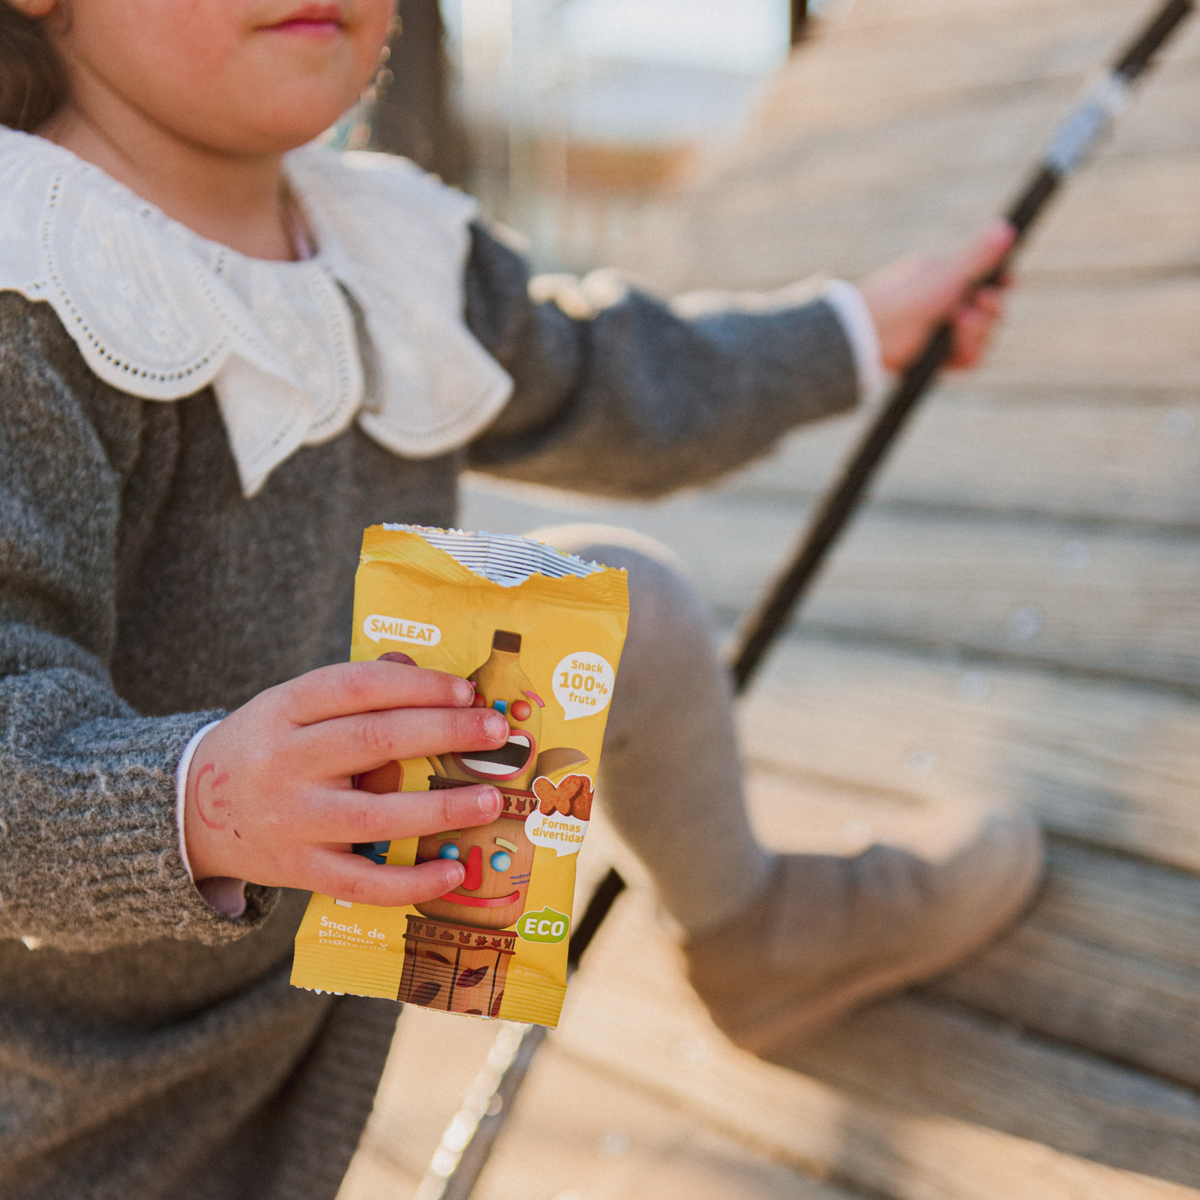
[516,907,570,944]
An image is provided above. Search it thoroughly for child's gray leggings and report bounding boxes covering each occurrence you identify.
[531,525,775,937]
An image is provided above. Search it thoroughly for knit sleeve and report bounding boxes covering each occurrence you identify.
[0,295,277,951]
[463,222,860,497]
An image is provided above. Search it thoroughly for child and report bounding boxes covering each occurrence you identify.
[0,2,1038,1197]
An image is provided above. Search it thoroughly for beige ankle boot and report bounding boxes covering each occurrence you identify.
[682,808,1042,1062]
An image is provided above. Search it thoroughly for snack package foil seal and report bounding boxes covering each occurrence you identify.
[291,524,629,1027]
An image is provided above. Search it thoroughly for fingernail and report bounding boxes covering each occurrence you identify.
[446,862,465,887]
[453,679,475,705]
[477,787,501,815]
[484,712,508,738]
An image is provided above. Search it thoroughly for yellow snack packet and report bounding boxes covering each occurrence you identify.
[291,524,629,1027]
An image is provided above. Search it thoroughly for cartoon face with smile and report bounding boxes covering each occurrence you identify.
[413,821,537,929]
[450,694,539,786]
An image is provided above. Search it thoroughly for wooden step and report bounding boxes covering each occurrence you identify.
[462,483,1200,690]
[758,0,1200,143]
[554,889,1200,1199]
[471,1047,869,1200]
[736,633,1200,871]
[629,12,1200,291]
[728,386,1200,529]
[344,998,869,1200]
[652,142,1200,288]
[934,840,1200,1090]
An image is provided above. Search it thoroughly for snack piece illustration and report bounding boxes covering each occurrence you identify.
[534,774,593,821]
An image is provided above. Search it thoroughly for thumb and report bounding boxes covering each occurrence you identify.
[952,220,1016,290]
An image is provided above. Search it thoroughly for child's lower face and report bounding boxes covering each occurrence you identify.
[40,0,395,155]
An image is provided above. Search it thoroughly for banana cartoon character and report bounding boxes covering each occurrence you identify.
[414,630,587,929]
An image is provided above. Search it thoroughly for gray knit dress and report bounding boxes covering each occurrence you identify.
[0,223,856,1199]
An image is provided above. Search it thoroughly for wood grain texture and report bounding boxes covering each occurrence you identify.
[784,997,1200,1187]
[462,481,1200,690]
[554,890,1200,1199]
[932,840,1200,1089]
[737,634,1200,872]
[342,998,866,1200]
[623,0,1200,291]
[470,1048,868,1200]
[726,389,1200,528]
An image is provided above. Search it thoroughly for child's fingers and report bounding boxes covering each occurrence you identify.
[948,306,993,368]
[296,783,503,844]
[300,851,467,909]
[971,286,1005,320]
[294,705,509,778]
[953,220,1016,288]
[279,660,476,725]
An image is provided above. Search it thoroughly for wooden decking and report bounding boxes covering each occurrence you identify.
[339,0,1200,1195]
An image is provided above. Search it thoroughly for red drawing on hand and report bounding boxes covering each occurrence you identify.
[194,762,232,832]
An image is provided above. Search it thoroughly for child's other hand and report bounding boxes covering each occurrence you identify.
[183,660,508,907]
[857,220,1016,373]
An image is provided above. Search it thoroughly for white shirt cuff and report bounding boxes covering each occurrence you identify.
[823,279,886,404]
[175,719,249,917]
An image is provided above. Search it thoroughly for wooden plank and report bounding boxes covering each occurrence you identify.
[344,997,867,1200]
[471,1047,867,1200]
[636,0,1200,284]
[753,0,1200,143]
[784,997,1200,1187]
[1018,154,1200,284]
[351,999,500,1182]
[735,634,1200,872]
[461,482,1200,690]
[932,840,1200,1089]
[337,1146,418,1200]
[727,388,1200,528]
[630,37,1200,289]
[745,774,1200,1089]
[553,891,1200,1199]
[652,145,1200,288]
[634,81,1074,291]
[979,279,1200,390]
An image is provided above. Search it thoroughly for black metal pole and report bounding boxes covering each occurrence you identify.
[791,0,810,45]
[416,870,626,1200]
[418,0,1194,1194]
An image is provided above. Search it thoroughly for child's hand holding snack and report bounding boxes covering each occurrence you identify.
[184,659,508,907]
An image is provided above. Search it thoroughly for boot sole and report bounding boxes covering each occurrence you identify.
[731,814,1044,1061]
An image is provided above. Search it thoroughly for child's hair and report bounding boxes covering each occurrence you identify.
[0,8,66,132]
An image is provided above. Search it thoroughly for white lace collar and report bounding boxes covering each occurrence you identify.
[0,127,513,496]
